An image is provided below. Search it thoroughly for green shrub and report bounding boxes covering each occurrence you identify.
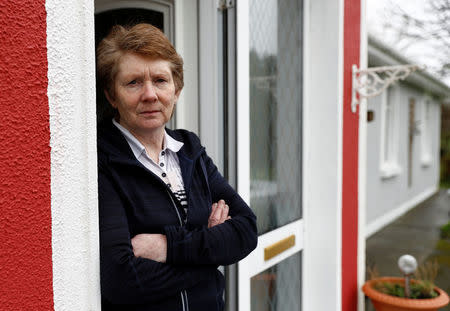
[374,280,438,299]
[441,222,450,239]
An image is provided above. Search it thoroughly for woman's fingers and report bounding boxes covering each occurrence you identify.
[207,203,217,228]
[214,200,225,221]
[208,201,223,227]
[210,202,218,218]
[208,200,230,228]
[208,203,217,222]
[222,204,229,222]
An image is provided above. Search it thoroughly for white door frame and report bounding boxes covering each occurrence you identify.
[197,0,223,168]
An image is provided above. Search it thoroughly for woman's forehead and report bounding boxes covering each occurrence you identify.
[117,53,172,77]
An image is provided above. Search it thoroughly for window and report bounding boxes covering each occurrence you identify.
[380,86,401,178]
[421,97,432,166]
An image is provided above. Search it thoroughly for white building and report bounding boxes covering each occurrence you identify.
[365,35,450,237]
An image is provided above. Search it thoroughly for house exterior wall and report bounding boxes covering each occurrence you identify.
[365,82,441,236]
[0,0,362,310]
[302,0,345,309]
[342,0,361,310]
[46,0,101,309]
[0,1,53,310]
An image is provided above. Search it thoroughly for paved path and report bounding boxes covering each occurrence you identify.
[365,189,450,311]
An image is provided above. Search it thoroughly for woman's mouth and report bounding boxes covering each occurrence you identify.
[140,110,159,116]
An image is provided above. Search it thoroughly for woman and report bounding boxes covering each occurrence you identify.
[96,23,257,311]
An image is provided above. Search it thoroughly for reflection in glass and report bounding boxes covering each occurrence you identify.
[251,252,302,311]
[249,0,303,234]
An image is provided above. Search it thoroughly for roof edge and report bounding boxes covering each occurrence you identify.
[368,34,450,101]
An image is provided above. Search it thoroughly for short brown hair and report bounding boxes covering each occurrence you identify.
[96,23,184,97]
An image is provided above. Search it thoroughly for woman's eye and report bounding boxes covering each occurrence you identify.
[128,80,137,85]
[155,78,167,84]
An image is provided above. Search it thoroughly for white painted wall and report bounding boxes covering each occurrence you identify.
[46,0,101,309]
[302,0,343,310]
[365,82,441,236]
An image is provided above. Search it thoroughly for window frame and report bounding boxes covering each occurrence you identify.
[379,85,401,179]
[420,96,433,167]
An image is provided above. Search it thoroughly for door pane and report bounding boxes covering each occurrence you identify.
[249,0,303,234]
[251,251,302,311]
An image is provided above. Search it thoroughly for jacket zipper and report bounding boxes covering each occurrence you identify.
[167,190,188,311]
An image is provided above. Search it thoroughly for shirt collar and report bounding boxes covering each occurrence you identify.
[112,119,183,159]
[165,130,184,152]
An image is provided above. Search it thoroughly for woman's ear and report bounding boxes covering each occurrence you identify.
[104,89,116,108]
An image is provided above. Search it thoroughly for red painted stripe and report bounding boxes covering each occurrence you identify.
[0,1,53,310]
[342,0,361,311]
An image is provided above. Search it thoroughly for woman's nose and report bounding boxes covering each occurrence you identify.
[141,81,157,101]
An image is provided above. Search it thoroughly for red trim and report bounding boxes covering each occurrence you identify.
[0,1,53,310]
[342,0,361,311]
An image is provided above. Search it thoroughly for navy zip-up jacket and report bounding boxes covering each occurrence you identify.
[97,120,257,311]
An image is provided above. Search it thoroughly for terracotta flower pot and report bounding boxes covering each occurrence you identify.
[362,277,450,311]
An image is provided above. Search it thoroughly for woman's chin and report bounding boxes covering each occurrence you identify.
[136,120,166,132]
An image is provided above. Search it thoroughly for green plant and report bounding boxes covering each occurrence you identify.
[441,222,450,239]
[369,260,441,299]
[373,280,438,299]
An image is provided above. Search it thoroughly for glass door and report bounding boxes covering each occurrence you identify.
[238,0,304,310]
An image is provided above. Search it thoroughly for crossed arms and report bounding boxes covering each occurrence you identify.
[98,153,257,304]
[131,199,231,262]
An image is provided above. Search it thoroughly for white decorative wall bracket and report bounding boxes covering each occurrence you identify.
[351,64,426,113]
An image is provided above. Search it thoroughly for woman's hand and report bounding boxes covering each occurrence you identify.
[131,234,167,263]
[131,200,230,261]
[208,200,231,228]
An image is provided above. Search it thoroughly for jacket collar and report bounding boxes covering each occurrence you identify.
[97,119,205,193]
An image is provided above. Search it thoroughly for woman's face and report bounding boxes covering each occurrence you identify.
[107,53,180,136]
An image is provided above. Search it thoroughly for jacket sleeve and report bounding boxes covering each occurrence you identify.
[98,163,216,304]
[164,152,258,266]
